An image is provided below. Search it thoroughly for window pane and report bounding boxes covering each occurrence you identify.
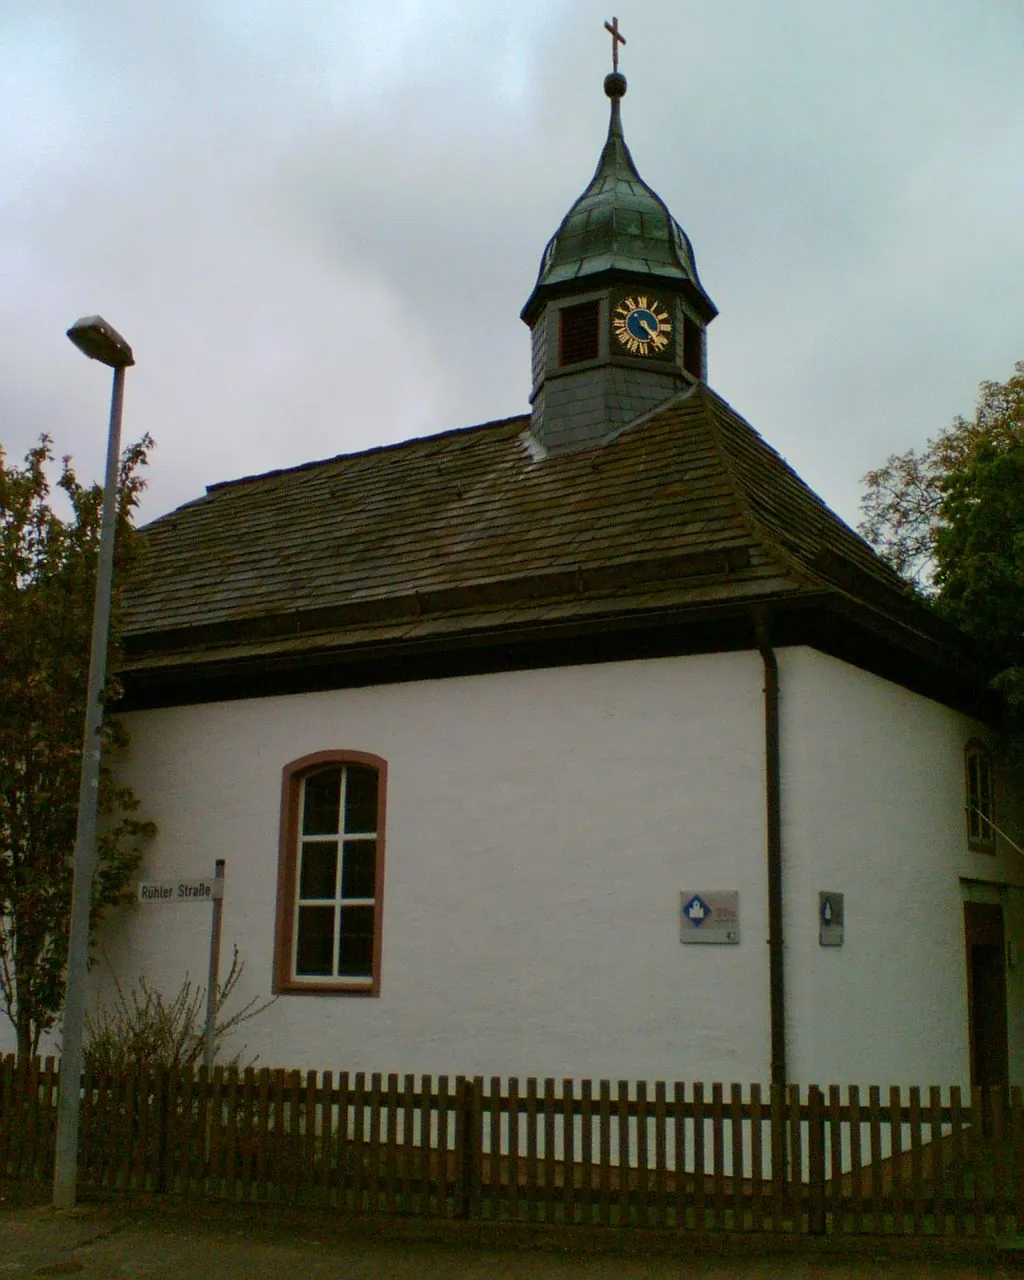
[296,906,335,976]
[303,769,341,835]
[968,755,980,807]
[967,754,980,838]
[979,756,992,819]
[344,766,378,834]
[341,840,376,899]
[338,905,375,977]
[299,840,337,900]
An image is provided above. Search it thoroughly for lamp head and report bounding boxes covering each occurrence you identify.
[67,316,134,368]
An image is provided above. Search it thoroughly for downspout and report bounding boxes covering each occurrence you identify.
[753,610,787,1088]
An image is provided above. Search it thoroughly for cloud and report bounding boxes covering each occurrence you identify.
[1,0,1021,534]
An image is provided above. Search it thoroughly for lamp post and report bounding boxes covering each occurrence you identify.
[53,316,135,1210]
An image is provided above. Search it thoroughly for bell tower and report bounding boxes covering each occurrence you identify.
[521,25,717,457]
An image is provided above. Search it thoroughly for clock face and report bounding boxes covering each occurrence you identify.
[612,295,672,357]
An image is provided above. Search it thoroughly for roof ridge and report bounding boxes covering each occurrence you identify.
[692,385,820,592]
[596,381,701,448]
[697,386,924,622]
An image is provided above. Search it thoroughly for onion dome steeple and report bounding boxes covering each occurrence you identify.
[521,72,716,328]
[522,28,717,457]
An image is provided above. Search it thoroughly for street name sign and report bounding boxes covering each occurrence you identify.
[137,879,224,903]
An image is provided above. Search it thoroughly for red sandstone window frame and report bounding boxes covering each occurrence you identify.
[964,739,995,853]
[273,750,388,996]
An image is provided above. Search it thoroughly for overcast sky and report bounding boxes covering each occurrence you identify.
[2,0,1021,533]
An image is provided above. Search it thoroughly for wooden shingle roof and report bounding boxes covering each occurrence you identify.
[119,384,988,710]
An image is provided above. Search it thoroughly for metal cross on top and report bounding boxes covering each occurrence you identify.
[604,16,626,73]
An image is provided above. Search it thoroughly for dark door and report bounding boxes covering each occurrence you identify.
[964,902,1009,1088]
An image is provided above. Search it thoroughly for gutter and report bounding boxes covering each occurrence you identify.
[753,609,787,1088]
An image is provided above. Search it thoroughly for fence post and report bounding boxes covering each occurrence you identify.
[1012,1086,1024,1235]
[454,1076,467,1218]
[769,1083,785,1229]
[455,1076,481,1219]
[155,1067,173,1195]
[808,1084,826,1235]
[472,1076,484,1219]
[0,1055,11,1187]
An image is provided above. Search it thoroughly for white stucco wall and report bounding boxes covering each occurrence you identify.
[779,647,1024,1089]
[11,645,1020,1088]
[83,651,772,1083]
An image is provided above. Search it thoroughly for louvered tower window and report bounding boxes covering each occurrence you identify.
[559,300,600,366]
[683,313,703,379]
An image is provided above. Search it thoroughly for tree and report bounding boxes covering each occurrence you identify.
[859,361,1024,710]
[859,364,1024,589]
[0,435,155,1059]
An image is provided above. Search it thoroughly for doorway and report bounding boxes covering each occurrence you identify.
[964,902,1008,1088]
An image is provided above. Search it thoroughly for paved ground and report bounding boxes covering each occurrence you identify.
[2,1202,1023,1279]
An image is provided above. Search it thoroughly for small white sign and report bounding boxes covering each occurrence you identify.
[137,879,224,903]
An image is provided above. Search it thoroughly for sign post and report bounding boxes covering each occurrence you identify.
[136,861,227,1068]
[203,859,226,1070]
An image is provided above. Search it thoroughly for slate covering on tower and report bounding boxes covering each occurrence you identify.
[521,76,716,325]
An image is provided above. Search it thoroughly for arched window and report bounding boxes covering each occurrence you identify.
[274,751,387,995]
[965,740,995,852]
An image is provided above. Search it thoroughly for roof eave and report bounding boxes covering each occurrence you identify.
[521,267,718,326]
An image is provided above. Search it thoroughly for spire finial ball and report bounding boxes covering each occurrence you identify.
[604,71,627,99]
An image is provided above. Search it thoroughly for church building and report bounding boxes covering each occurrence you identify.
[70,56,1022,1088]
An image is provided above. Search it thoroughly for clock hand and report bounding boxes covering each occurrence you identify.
[639,317,657,338]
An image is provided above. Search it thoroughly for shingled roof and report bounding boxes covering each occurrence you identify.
[118,383,991,712]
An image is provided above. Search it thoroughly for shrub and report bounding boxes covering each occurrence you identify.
[84,947,274,1074]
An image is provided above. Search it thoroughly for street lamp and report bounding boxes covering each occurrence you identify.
[53,316,135,1210]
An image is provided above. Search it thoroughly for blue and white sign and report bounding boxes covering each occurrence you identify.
[680,891,740,944]
[819,891,844,947]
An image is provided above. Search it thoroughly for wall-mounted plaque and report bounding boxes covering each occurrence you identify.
[819,891,844,947]
[680,891,740,945]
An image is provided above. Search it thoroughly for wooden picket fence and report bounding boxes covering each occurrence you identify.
[2,1056,1023,1237]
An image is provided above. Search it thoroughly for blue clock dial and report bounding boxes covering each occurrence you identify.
[626,309,659,341]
